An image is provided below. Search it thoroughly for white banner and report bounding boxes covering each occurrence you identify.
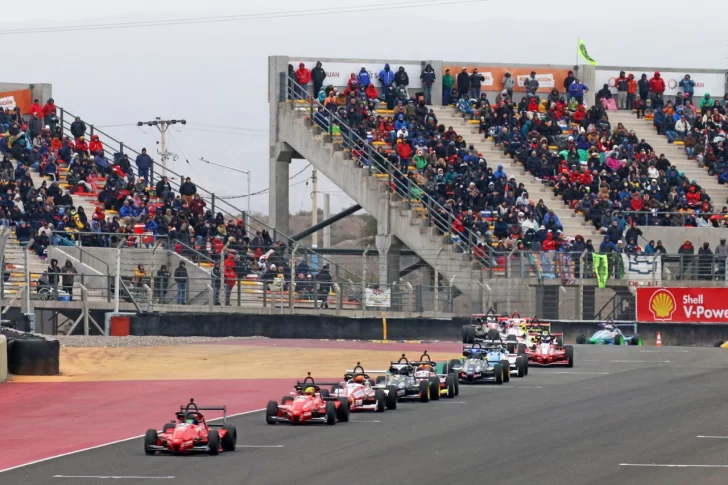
[365,288,391,308]
[622,254,661,291]
[290,61,423,89]
[596,70,725,97]
[0,96,16,110]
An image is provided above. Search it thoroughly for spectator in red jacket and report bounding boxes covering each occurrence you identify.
[686,185,701,207]
[29,99,43,118]
[89,134,103,155]
[295,62,311,98]
[649,72,665,109]
[396,138,412,161]
[42,98,57,133]
[74,136,89,154]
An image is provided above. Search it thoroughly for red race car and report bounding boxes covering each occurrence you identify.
[526,329,574,367]
[144,398,237,456]
[333,363,398,411]
[266,373,350,425]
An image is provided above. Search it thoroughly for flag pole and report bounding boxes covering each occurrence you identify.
[576,38,579,69]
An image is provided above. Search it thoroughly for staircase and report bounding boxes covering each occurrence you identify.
[430,106,603,241]
[608,110,728,205]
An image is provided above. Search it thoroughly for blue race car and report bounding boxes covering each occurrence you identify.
[576,320,643,346]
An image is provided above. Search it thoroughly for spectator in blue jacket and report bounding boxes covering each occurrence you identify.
[568,80,589,105]
[135,148,152,183]
[357,67,371,89]
[679,74,695,104]
[378,64,394,88]
[543,210,563,231]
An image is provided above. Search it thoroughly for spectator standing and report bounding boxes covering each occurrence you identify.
[357,67,371,90]
[378,64,394,89]
[649,72,666,109]
[211,261,222,305]
[626,74,637,110]
[47,258,61,291]
[134,148,152,182]
[311,61,326,99]
[174,261,188,305]
[615,71,629,110]
[29,99,43,118]
[28,113,43,140]
[43,98,57,133]
[61,260,76,301]
[502,71,516,100]
[456,67,470,100]
[155,265,171,303]
[568,79,589,105]
[469,68,485,100]
[420,64,436,105]
[70,116,86,140]
[563,70,575,101]
[442,69,454,106]
[637,74,650,105]
[295,63,311,98]
[394,66,409,88]
[698,242,714,280]
[316,263,332,309]
[679,74,695,105]
[715,238,728,280]
[180,177,197,206]
[524,71,539,97]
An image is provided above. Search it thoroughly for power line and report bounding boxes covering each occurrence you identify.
[0,0,492,35]
[190,122,267,133]
[185,127,267,137]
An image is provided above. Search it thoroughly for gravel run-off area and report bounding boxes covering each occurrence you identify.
[49,335,269,348]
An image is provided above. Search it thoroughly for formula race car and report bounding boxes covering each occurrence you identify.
[413,351,458,398]
[371,354,437,402]
[526,330,574,367]
[447,343,511,384]
[266,373,350,425]
[483,342,528,377]
[144,398,237,456]
[575,320,643,346]
[331,363,398,411]
[462,309,508,344]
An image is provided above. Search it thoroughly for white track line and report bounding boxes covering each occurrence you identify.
[467,386,543,389]
[434,401,466,404]
[697,436,728,439]
[620,463,728,468]
[54,476,174,480]
[236,445,285,448]
[0,408,265,474]
[348,420,381,423]
[610,360,671,363]
[545,371,610,375]
[640,350,688,353]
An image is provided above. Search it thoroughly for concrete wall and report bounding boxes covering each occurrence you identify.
[0,82,53,106]
[0,335,7,382]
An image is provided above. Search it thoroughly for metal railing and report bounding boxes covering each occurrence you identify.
[579,211,728,229]
[284,76,482,261]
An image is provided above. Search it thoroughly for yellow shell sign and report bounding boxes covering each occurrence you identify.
[649,290,676,321]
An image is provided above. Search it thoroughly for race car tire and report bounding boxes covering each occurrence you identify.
[162,422,175,433]
[419,380,430,402]
[376,376,386,385]
[487,328,501,341]
[555,336,564,347]
[714,340,725,347]
[374,389,386,412]
[631,334,643,346]
[144,429,158,455]
[325,401,337,425]
[336,397,350,422]
[462,325,475,344]
[331,384,341,393]
[207,429,220,455]
[517,343,527,354]
[320,389,330,398]
[614,335,623,346]
[493,364,503,385]
[385,385,398,409]
[449,372,460,395]
[576,334,587,345]
[281,396,294,405]
[500,360,510,382]
[266,401,279,425]
[516,356,525,377]
[429,377,440,400]
[524,356,529,375]
[221,425,237,451]
[506,335,517,353]
[565,345,574,368]
[445,374,455,398]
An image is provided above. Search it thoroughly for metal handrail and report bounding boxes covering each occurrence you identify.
[284,76,481,258]
[57,106,363,282]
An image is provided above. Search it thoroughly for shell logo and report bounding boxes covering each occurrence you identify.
[649,289,676,321]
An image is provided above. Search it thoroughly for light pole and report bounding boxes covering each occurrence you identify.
[199,157,251,216]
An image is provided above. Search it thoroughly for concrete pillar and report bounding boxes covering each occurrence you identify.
[322,193,331,248]
[579,64,596,107]
[268,55,292,236]
[430,59,443,107]
[375,234,402,288]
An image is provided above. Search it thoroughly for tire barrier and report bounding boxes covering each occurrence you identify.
[0,335,7,382]
[6,337,60,376]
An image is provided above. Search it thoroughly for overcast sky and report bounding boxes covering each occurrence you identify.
[2,0,726,216]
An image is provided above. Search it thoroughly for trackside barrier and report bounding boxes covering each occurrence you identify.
[0,335,7,382]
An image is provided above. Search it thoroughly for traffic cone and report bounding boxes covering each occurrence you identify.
[656,332,662,347]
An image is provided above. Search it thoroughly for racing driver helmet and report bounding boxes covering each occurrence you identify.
[353,375,366,384]
[304,386,316,396]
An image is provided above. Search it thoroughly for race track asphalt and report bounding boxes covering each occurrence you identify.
[5,345,728,485]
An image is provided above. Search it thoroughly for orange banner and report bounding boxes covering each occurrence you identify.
[442,66,572,93]
[0,89,32,114]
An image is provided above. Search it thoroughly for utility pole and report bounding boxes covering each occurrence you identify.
[323,193,331,248]
[311,168,318,248]
[137,117,186,178]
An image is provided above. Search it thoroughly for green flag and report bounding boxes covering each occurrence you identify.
[593,253,609,288]
[578,39,598,66]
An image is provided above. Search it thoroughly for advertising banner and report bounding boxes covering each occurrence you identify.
[596,70,725,97]
[441,66,571,93]
[636,287,728,323]
[365,288,391,308]
[622,254,661,286]
[290,61,423,89]
[0,89,31,114]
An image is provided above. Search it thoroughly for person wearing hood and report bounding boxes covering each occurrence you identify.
[649,72,665,108]
[357,66,371,89]
[699,93,713,116]
[635,73,649,104]
[698,241,714,280]
[295,62,311,97]
[61,259,77,301]
[442,68,454,106]
[456,67,470,100]
[614,71,629,110]
[502,71,516,99]
[493,164,507,180]
[679,74,695,104]
[420,64,436,105]
[378,64,394,88]
[563,70,575,100]
[89,134,103,155]
[311,61,326,98]
[568,79,589,105]
[393,66,409,88]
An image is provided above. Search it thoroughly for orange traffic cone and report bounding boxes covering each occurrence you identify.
[656,332,662,347]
